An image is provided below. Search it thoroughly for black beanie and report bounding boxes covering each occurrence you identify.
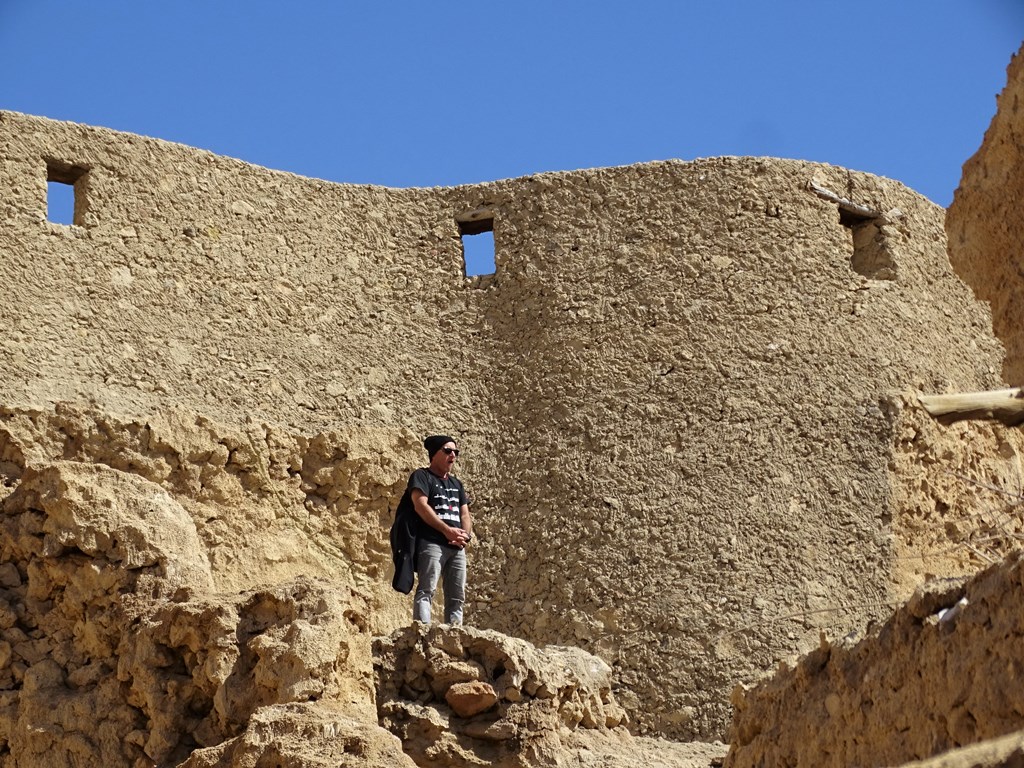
[424,434,456,458]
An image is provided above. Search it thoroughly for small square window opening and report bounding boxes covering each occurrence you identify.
[45,161,88,226]
[47,180,76,225]
[839,208,896,280]
[457,210,496,278]
[462,230,495,277]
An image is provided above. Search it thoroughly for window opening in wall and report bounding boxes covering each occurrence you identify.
[839,208,896,280]
[456,209,496,278]
[462,230,495,277]
[809,182,896,281]
[47,180,75,225]
[45,161,88,226]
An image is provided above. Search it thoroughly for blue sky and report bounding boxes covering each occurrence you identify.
[2,2,1021,211]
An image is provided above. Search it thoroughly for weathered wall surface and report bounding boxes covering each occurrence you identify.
[0,109,1011,749]
[947,43,1024,385]
[718,43,1024,768]
[0,112,483,434]
[725,554,1024,768]
[466,160,1005,736]
[890,403,1024,596]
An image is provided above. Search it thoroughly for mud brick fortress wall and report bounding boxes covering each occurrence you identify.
[0,109,1016,739]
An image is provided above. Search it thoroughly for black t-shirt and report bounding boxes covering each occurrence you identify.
[407,468,470,546]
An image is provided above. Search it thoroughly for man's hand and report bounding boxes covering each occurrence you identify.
[446,527,469,548]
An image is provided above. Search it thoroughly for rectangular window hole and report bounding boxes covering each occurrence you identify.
[839,209,896,280]
[46,161,88,226]
[457,209,496,278]
[47,180,76,225]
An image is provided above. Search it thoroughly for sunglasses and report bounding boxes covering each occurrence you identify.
[442,447,460,456]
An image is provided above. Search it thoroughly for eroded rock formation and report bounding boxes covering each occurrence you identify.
[0,405,411,766]
[179,703,415,768]
[374,624,626,767]
[948,43,1024,385]
[0,403,417,627]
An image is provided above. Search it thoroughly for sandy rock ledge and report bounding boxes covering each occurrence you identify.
[375,623,724,767]
[378,626,729,768]
[374,623,628,767]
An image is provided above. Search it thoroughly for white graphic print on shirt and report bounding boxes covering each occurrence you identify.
[431,479,462,526]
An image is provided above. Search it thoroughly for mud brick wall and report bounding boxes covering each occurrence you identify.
[0,110,1009,738]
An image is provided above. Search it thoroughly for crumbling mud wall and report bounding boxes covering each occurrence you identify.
[0,449,399,767]
[947,43,1024,385]
[0,110,1011,748]
[890,403,1024,596]
[465,160,1005,737]
[0,404,427,767]
[372,623,726,768]
[0,404,420,631]
[725,553,1024,768]
[715,42,1024,768]
[893,730,1024,768]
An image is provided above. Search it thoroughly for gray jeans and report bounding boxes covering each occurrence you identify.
[413,541,466,625]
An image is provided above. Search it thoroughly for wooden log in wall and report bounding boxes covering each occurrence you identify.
[918,388,1024,425]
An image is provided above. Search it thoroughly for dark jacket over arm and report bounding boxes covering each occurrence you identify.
[390,489,417,594]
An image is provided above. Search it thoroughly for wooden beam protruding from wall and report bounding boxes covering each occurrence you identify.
[918,388,1024,425]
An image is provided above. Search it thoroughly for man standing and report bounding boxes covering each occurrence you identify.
[408,434,473,625]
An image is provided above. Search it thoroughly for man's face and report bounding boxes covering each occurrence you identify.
[433,441,459,473]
